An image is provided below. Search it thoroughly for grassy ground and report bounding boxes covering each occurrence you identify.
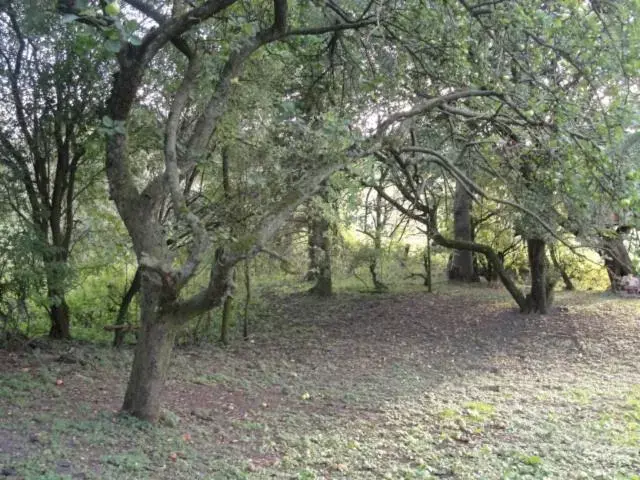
[1,284,640,479]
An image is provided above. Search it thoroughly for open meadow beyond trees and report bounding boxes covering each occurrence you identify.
[2,285,640,479]
[1,0,640,478]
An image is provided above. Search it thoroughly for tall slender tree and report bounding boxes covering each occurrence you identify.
[0,2,106,338]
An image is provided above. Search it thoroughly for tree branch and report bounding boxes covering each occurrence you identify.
[376,89,501,137]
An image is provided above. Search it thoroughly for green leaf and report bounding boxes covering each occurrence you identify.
[105,39,122,53]
[128,36,142,46]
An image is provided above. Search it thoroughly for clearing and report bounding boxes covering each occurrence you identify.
[1,286,640,479]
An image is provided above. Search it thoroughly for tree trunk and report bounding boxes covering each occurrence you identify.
[113,268,141,348]
[44,251,72,339]
[448,182,478,282]
[243,260,251,341]
[305,217,321,281]
[526,238,548,313]
[220,294,233,346]
[423,240,432,292]
[122,281,176,422]
[549,245,574,291]
[309,217,332,296]
[432,232,528,311]
[601,234,634,291]
[48,291,70,339]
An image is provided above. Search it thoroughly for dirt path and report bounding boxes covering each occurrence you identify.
[1,288,639,479]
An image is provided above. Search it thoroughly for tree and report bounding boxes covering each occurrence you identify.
[0,2,106,338]
[64,0,377,421]
[365,0,635,311]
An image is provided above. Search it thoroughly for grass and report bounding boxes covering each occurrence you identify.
[1,283,640,479]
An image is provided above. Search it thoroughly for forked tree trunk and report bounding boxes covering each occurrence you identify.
[448,182,478,282]
[122,282,176,421]
[526,238,549,313]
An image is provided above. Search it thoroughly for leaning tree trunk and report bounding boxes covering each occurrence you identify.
[526,238,550,313]
[309,217,332,296]
[448,181,478,282]
[549,245,574,291]
[122,279,177,422]
[431,231,528,311]
[601,234,634,291]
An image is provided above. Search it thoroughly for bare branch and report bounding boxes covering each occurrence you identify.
[164,55,207,286]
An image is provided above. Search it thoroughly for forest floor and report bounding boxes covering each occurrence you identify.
[1,285,640,479]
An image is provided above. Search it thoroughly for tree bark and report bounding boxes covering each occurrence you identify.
[122,279,176,422]
[305,216,321,281]
[423,240,432,292]
[526,238,548,313]
[448,181,478,282]
[48,292,70,339]
[309,216,332,296]
[601,234,634,291]
[45,257,71,339]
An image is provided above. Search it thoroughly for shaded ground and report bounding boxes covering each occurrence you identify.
[1,286,640,479]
